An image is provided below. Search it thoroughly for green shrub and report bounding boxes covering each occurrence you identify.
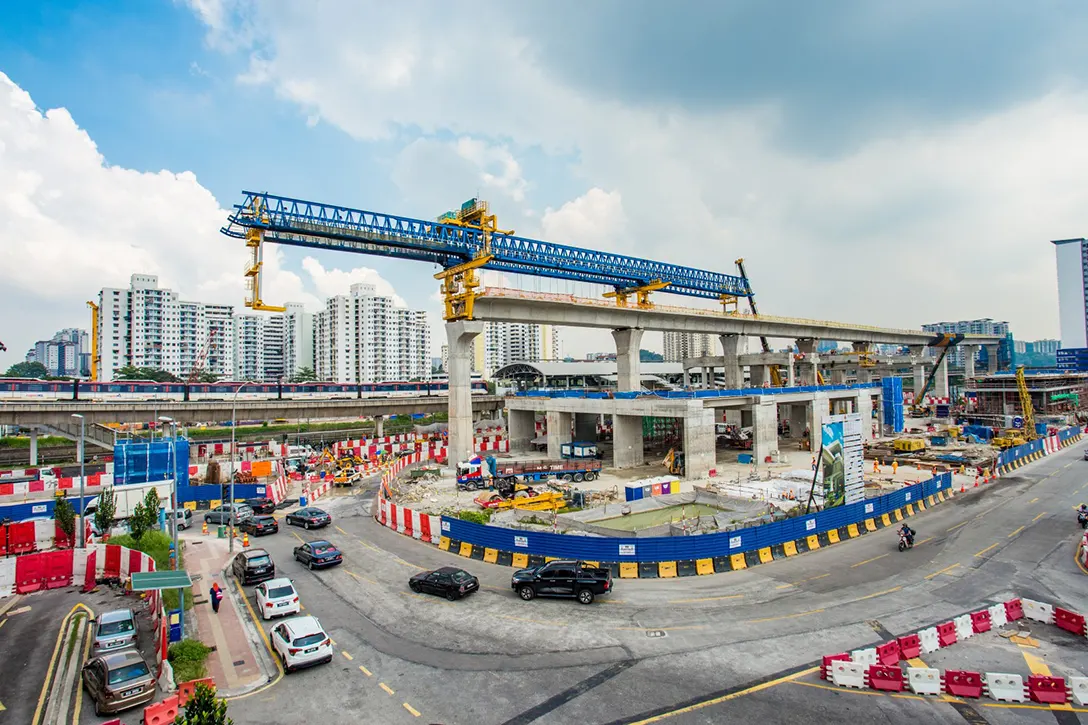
[109,531,192,610]
[168,639,212,685]
[456,510,492,525]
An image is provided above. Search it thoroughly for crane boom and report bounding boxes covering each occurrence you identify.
[734,258,783,386]
[1016,366,1037,440]
[910,333,964,412]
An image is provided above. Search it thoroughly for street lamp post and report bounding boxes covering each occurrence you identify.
[229,381,256,553]
[71,414,86,548]
[159,416,177,570]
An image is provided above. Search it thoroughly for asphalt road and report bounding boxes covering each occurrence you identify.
[214,444,1088,725]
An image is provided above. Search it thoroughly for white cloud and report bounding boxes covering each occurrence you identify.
[189,4,1087,350]
[301,257,406,307]
[0,72,407,367]
[541,188,626,250]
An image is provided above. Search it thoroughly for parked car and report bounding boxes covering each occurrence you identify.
[270,615,332,672]
[239,515,279,537]
[232,548,276,585]
[167,508,193,532]
[285,507,331,529]
[91,609,138,655]
[203,503,254,526]
[255,578,301,620]
[511,560,614,604]
[245,497,277,515]
[409,567,479,601]
[81,650,157,716]
[293,540,343,570]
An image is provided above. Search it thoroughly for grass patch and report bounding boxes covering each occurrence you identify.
[168,639,211,685]
[66,613,86,664]
[108,531,192,611]
[0,435,70,449]
[455,509,493,525]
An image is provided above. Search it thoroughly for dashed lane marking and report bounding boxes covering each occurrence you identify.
[974,543,999,558]
[850,586,901,603]
[1029,497,1039,503]
[1032,511,1047,522]
[359,665,372,677]
[745,609,823,625]
[925,563,960,580]
[335,525,348,535]
[341,651,353,661]
[851,553,888,568]
[403,703,421,717]
[611,624,706,632]
[947,521,968,532]
[379,682,395,696]
[290,531,304,543]
[1008,526,1025,538]
[344,570,378,585]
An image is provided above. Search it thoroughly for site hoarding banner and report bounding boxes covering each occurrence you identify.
[821,413,864,507]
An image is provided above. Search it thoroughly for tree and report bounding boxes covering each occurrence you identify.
[196,371,219,383]
[113,366,179,383]
[174,683,233,725]
[94,486,117,535]
[129,488,161,541]
[289,366,317,383]
[5,361,49,378]
[53,495,75,547]
[639,349,664,362]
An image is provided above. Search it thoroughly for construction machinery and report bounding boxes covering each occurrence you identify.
[909,333,965,416]
[86,301,99,381]
[663,448,686,476]
[456,456,602,489]
[1015,366,1037,440]
[734,259,784,386]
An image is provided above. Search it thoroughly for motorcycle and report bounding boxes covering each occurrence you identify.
[1078,511,1088,529]
[898,532,914,552]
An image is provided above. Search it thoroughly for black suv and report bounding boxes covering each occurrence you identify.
[232,549,276,585]
[511,560,613,604]
[245,498,277,515]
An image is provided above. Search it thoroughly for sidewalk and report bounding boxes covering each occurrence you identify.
[184,533,271,696]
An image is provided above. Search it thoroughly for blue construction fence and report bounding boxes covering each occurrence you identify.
[0,494,98,523]
[114,439,190,488]
[997,426,1082,470]
[441,472,953,563]
[177,483,266,504]
[516,382,881,400]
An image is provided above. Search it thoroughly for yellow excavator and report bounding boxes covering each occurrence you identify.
[664,448,685,476]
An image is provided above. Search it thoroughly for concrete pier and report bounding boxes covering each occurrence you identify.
[612,328,644,392]
[683,408,717,478]
[719,335,742,388]
[613,414,644,468]
[446,320,484,465]
[29,429,38,466]
[508,409,535,452]
[752,399,779,464]
[546,411,573,459]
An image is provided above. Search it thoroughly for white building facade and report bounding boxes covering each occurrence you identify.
[475,323,561,378]
[663,331,714,363]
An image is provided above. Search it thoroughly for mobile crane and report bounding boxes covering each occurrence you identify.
[909,333,964,416]
[1016,365,1037,440]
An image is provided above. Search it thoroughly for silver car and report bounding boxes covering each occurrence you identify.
[92,609,138,655]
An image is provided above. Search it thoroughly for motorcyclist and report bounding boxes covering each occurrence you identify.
[898,523,915,547]
[1078,504,1088,526]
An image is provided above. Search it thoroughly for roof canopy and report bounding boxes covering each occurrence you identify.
[130,571,193,591]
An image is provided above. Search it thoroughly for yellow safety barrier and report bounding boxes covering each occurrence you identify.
[894,509,904,522]
[730,553,747,570]
[938,491,946,502]
[439,537,451,551]
[865,518,878,532]
[483,548,498,564]
[619,562,639,578]
[846,524,860,538]
[783,541,798,556]
[917,500,926,512]
[659,561,678,578]
[905,504,915,516]
[806,534,820,550]
[758,547,773,564]
[696,558,715,575]
[458,542,473,558]
[827,529,841,544]
[512,553,529,568]
[881,513,892,527]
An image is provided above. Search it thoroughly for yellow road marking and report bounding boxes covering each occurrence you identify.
[1008,526,1025,538]
[789,679,883,696]
[947,521,968,532]
[790,573,829,586]
[1075,541,1088,576]
[0,596,21,617]
[1032,512,1047,522]
[625,666,820,724]
[380,682,395,695]
[851,586,902,602]
[71,616,93,725]
[342,651,354,661]
[5,605,31,616]
[1018,648,1076,712]
[1029,497,1039,503]
[225,576,284,702]
[851,553,888,568]
[336,525,348,535]
[345,570,378,585]
[611,624,706,632]
[31,602,93,725]
[359,665,372,676]
[0,619,6,631]
[974,543,999,558]
[775,584,793,589]
[291,531,304,543]
[916,537,934,546]
[746,609,823,624]
[669,594,744,604]
[403,703,421,717]
[924,563,960,580]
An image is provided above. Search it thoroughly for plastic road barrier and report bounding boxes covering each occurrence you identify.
[907,667,942,696]
[1022,598,1055,624]
[918,626,941,654]
[983,673,1026,703]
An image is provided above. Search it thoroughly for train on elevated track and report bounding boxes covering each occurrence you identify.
[0,377,488,402]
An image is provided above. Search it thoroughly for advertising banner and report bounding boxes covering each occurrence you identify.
[822,413,864,507]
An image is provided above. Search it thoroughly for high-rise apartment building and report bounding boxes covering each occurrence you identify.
[662,331,714,363]
[314,283,430,382]
[473,323,561,377]
[1054,238,1088,351]
[283,303,314,379]
[26,328,88,377]
[921,319,1011,368]
[1030,339,1060,355]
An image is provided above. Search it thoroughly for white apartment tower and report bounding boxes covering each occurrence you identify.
[663,331,714,363]
[474,323,561,377]
[283,303,315,379]
[314,283,430,383]
[1054,238,1088,350]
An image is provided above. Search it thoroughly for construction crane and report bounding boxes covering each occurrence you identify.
[86,301,100,381]
[185,328,218,384]
[222,192,753,320]
[733,258,784,386]
[909,333,964,415]
[1016,366,1037,441]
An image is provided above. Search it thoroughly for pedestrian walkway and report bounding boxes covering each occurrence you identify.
[184,533,266,695]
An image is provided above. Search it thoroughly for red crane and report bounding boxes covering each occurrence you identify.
[186,328,218,384]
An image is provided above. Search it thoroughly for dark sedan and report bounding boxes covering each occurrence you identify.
[285,507,331,529]
[231,549,276,585]
[294,540,343,570]
[245,498,277,515]
[239,515,279,536]
[409,567,479,601]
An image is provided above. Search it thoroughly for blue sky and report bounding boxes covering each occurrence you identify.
[2,1,1086,367]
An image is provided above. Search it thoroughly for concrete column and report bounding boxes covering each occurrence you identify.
[29,429,38,467]
[719,335,742,389]
[702,367,711,390]
[912,365,927,400]
[790,404,808,438]
[750,365,765,387]
[857,368,871,384]
[683,369,690,388]
[682,407,716,480]
[831,368,846,385]
[508,409,535,452]
[934,356,949,399]
[856,392,874,441]
[374,415,384,438]
[985,345,999,374]
[963,345,977,379]
[612,328,644,392]
[446,320,484,465]
[573,413,597,442]
[546,411,573,459]
[752,398,779,465]
[724,409,743,427]
[613,414,644,468]
[809,393,829,450]
[784,356,795,387]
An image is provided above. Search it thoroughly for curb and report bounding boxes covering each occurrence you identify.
[213,560,278,698]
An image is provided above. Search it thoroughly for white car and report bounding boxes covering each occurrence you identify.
[270,616,332,673]
[255,578,301,620]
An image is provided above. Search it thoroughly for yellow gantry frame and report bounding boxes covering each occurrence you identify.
[603,280,670,309]
[241,197,286,312]
[436,199,514,321]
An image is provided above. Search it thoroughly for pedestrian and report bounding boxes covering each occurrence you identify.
[210,582,222,614]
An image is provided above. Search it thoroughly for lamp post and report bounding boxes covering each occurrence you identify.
[71,414,86,548]
[229,381,256,553]
[159,416,177,570]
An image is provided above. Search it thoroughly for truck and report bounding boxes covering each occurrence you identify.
[456,456,602,490]
[83,482,171,523]
[511,559,614,605]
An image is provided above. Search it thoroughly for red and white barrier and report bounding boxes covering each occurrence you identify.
[1,544,155,598]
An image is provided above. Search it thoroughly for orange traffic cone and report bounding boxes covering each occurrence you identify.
[973,476,978,488]
[202,520,208,535]
[242,531,250,548]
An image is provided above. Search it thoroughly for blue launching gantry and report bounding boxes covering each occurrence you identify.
[222,191,753,320]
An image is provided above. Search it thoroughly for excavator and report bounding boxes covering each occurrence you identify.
[663,448,685,476]
[909,333,964,416]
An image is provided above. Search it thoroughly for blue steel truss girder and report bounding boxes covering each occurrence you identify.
[222,191,752,299]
